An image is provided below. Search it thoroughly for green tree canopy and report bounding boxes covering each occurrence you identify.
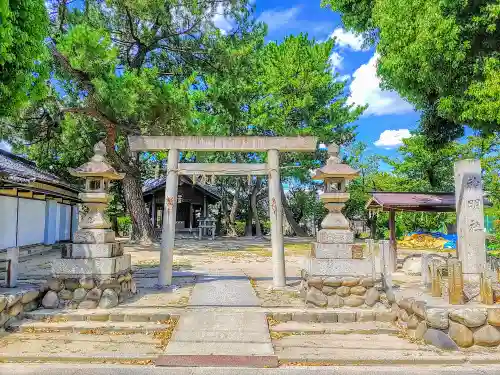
[0,0,48,117]
[322,0,500,145]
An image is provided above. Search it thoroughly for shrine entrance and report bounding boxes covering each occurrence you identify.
[129,135,317,287]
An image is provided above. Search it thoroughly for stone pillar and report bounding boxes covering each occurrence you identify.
[189,203,193,233]
[454,159,487,282]
[380,240,393,290]
[388,209,397,272]
[268,149,285,288]
[448,259,464,305]
[159,148,179,286]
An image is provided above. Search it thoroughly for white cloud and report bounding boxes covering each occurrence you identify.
[328,52,343,71]
[330,28,365,51]
[0,141,12,152]
[212,4,234,35]
[348,53,414,115]
[258,7,300,32]
[375,129,411,148]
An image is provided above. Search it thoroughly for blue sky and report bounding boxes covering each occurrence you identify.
[250,1,422,161]
[1,1,422,161]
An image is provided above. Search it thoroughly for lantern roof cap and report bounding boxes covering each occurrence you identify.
[312,143,359,180]
[68,141,125,180]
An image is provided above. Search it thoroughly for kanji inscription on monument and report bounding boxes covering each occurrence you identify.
[454,159,486,280]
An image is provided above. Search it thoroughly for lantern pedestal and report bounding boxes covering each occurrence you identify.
[45,142,135,310]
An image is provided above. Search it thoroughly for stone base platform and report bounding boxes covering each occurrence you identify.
[302,257,373,276]
[52,254,131,277]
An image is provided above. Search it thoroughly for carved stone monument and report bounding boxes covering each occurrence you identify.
[46,142,135,309]
[300,144,381,307]
[454,159,487,283]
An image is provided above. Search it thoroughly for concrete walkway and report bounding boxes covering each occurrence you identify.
[159,273,276,366]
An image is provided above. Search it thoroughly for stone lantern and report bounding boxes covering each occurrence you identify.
[312,143,359,231]
[49,141,134,310]
[300,143,377,307]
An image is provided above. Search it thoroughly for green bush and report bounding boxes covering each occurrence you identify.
[261,220,271,235]
[117,216,132,236]
[234,220,246,236]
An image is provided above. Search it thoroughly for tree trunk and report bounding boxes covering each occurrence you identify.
[251,178,262,237]
[228,195,239,237]
[280,183,308,237]
[245,197,253,237]
[121,173,154,243]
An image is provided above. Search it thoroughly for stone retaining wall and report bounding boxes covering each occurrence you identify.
[0,289,42,331]
[394,297,500,349]
[39,273,136,310]
[300,274,388,309]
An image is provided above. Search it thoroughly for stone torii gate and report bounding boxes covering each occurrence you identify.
[129,135,318,287]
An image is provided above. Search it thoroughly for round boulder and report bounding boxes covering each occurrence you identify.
[327,295,343,308]
[344,295,365,307]
[42,291,59,309]
[321,286,336,296]
[98,289,119,309]
[21,290,39,304]
[306,287,327,307]
[412,301,426,319]
[425,308,449,329]
[398,298,414,312]
[307,277,323,289]
[23,301,39,312]
[6,294,21,308]
[0,296,7,313]
[8,302,23,317]
[360,278,375,288]
[487,309,500,327]
[449,308,487,328]
[341,277,360,287]
[423,328,459,351]
[398,309,409,323]
[73,288,87,302]
[336,286,351,297]
[79,277,95,290]
[86,288,102,301]
[47,278,64,292]
[414,321,428,340]
[58,289,73,301]
[473,325,500,347]
[350,286,366,296]
[365,288,380,307]
[407,314,419,329]
[448,321,474,348]
[64,279,80,291]
[323,277,342,287]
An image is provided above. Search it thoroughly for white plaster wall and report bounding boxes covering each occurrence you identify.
[0,196,18,250]
[72,205,79,238]
[17,198,46,247]
[55,203,61,242]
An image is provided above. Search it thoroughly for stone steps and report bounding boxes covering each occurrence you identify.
[0,331,163,363]
[7,319,172,334]
[274,333,500,365]
[24,308,180,323]
[270,321,398,335]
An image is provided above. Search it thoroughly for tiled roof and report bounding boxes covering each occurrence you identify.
[0,149,77,190]
[143,175,221,200]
